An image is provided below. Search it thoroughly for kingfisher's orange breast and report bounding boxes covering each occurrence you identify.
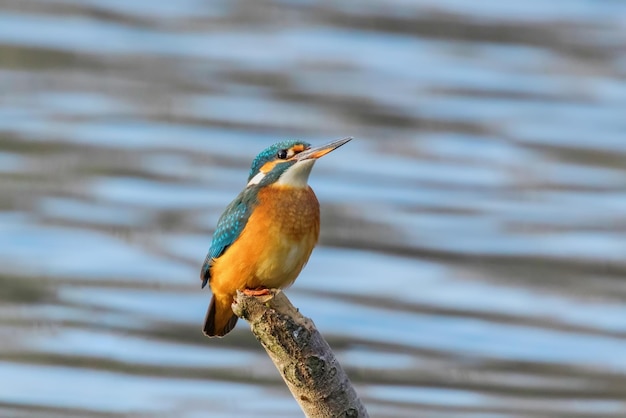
[209,185,320,298]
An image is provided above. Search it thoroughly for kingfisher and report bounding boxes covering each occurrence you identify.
[200,137,352,337]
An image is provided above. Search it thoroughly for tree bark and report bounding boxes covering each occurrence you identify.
[232,290,369,418]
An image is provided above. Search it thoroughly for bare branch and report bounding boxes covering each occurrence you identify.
[232,290,369,418]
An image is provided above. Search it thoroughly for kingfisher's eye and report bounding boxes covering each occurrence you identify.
[277,149,288,159]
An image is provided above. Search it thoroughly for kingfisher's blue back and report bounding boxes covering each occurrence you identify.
[201,193,254,288]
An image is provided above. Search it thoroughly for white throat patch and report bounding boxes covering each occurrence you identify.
[276,160,316,188]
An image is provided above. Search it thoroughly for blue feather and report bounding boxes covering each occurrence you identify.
[201,189,259,288]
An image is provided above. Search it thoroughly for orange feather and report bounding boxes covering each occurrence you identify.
[206,185,320,336]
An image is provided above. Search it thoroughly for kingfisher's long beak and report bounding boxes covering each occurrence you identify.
[295,137,353,161]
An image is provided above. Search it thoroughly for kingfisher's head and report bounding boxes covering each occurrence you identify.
[247,137,352,189]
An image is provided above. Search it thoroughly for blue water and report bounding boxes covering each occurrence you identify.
[1,0,626,417]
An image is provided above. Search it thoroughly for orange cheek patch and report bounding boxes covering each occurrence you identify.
[261,160,279,173]
[292,144,306,153]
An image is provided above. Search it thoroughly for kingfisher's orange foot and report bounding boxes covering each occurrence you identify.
[241,288,281,303]
[242,287,272,296]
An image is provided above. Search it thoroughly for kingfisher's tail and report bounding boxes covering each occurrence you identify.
[203,294,238,337]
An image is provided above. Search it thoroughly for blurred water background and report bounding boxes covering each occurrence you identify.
[1,0,626,417]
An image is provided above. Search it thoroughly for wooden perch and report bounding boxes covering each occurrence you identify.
[232,290,369,418]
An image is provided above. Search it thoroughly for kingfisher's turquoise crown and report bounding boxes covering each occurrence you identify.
[248,140,311,181]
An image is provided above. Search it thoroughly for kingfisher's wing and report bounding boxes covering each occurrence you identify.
[201,190,255,288]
